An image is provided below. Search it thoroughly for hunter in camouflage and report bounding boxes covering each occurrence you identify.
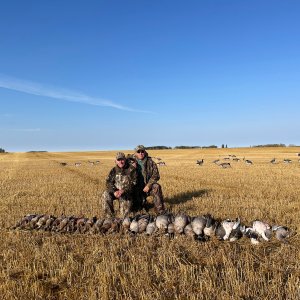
[101,152,137,217]
[133,145,166,214]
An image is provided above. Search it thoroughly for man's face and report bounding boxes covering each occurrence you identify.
[116,158,126,168]
[136,149,145,160]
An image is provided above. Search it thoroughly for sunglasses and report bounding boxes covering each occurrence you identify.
[137,150,145,154]
[117,158,125,161]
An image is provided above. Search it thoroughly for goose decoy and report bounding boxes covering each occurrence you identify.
[196,159,204,166]
[270,158,276,164]
[272,225,290,243]
[252,220,272,241]
[174,213,190,234]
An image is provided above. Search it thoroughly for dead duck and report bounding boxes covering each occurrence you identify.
[272,225,290,243]
[252,220,272,241]
[29,214,45,229]
[100,218,113,234]
[44,215,56,231]
[108,218,122,233]
[174,213,190,234]
[90,218,105,234]
[12,214,38,230]
[36,215,53,230]
[121,217,132,233]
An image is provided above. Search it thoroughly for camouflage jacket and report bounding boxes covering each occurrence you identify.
[134,152,160,189]
[106,162,137,195]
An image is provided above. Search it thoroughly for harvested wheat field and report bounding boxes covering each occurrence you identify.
[0,147,299,300]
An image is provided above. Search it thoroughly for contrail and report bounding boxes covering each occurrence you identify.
[0,74,153,113]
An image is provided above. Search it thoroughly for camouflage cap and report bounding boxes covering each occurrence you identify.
[115,152,126,160]
[135,145,146,152]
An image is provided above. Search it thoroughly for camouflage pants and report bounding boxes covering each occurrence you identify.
[101,191,132,218]
[134,183,165,214]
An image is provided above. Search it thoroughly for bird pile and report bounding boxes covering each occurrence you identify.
[11,213,290,244]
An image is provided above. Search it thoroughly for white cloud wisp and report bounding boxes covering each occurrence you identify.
[0,75,152,113]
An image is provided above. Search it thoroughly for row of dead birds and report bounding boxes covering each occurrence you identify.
[11,213,290,244]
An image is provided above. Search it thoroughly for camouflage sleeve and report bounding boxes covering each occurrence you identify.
[106,168,117,194]
[146,159,160,188]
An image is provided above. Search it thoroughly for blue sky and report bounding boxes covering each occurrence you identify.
[1,1,299,152]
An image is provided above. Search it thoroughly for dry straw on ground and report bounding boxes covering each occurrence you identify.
[0,147,299,299]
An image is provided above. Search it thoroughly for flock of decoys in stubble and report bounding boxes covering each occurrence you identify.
[11,212,291,245]
[196,153,300,168]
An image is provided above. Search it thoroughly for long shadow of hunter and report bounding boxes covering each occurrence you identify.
[165,189,211,205]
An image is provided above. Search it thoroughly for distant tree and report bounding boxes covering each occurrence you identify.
[221,144,224,148]
[145,146,172,150]
[0,148,6,153]
[225,144,228,148]
[252,144,286,148]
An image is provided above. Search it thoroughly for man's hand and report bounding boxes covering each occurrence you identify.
[114,190,124,198]
[143,185,150,193]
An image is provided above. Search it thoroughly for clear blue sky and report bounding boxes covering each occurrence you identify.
[1,0,299,152]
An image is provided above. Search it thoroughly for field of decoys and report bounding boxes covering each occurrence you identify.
[1,147,299,299]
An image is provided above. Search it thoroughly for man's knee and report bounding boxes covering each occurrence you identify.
[151,183,162,195]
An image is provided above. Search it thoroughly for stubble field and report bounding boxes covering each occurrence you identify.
[0,147,299,300]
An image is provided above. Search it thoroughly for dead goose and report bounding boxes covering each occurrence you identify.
[215,218,240,241]
[129,215,139,234]
[272,225,290,243]
[174,213,190,234]
[252,220,272,241]
[167,222,175,238]
[146,216,157,235]
[244,227,260,245]
[203,214,218,237]
[184,224,195,238]
[137,215,150,233]
[191,216,207,241]
[155,213,173,234]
